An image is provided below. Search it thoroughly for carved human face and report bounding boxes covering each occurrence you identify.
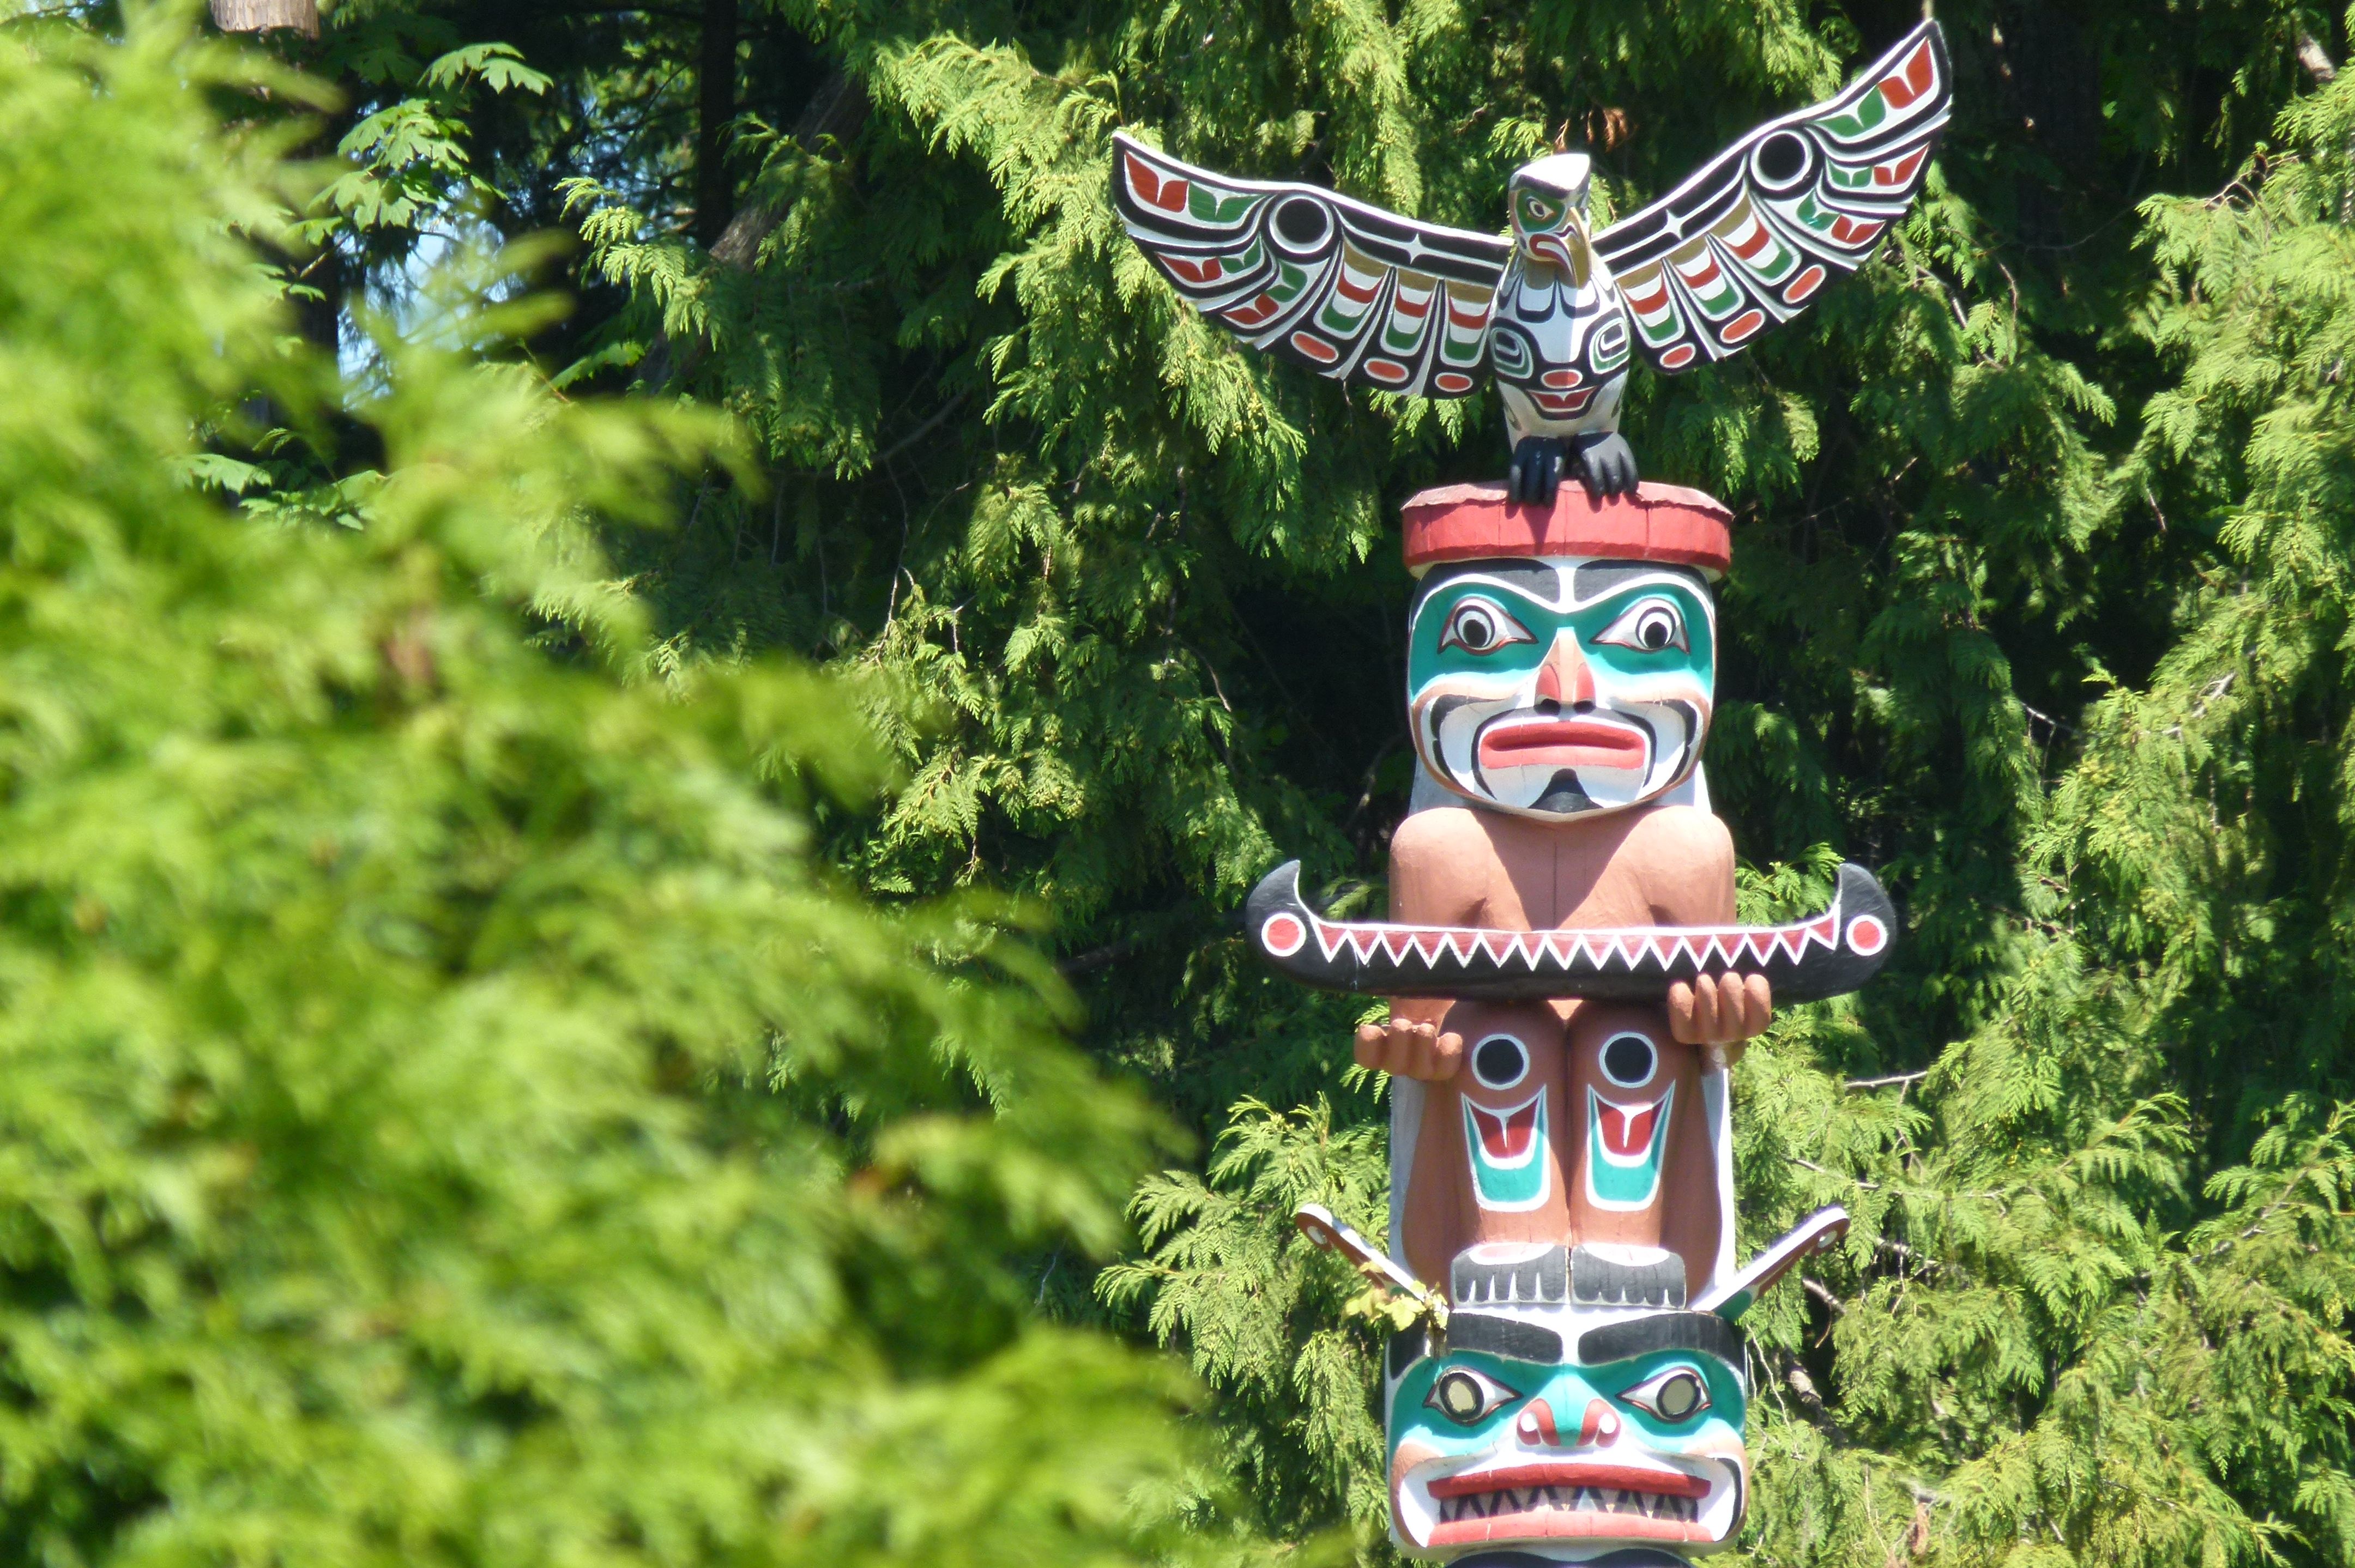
[1406,558,1717,820]
[1385,1316,1748,1558]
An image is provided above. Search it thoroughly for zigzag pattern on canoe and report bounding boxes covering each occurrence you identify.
[1303,911,1847,972]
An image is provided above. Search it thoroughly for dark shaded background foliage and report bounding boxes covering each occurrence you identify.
[125,0,2355,1561]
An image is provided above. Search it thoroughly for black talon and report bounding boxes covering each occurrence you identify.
[1508,436,1567,505]
[1572,432,1640,499]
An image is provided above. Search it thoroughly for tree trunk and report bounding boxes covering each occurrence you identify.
[209,0,318,37]
[695,0,740,247]
[639,68,863,391]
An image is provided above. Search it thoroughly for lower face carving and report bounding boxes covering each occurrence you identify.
[1387,1338,1748,1557]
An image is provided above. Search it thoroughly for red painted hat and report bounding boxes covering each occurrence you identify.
[1400,481,1732,579]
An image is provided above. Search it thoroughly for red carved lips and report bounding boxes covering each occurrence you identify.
[1478,718,1647,774]
[1426,1461,1711,1545]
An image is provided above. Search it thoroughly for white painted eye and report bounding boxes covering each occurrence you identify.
[1618,1365,1712,1424]
[1594,597,1688,654]
[1425,1365,1523,1425]
[1440,597,1534,656]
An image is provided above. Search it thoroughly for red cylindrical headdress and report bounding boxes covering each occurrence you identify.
[1400,481,1732,579]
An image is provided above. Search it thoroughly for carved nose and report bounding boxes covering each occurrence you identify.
[1514,1396,1620,1448]
[1534,634,1596,708]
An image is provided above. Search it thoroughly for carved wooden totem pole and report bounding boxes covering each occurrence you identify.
[1115,23,1951,1566]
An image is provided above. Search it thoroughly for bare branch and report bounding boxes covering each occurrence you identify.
[2298,32,2337,84]
[1845,1069,1931,1091]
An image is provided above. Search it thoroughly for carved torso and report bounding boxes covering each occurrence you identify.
[1487,256,1632,446]
[1387,801,1737,933]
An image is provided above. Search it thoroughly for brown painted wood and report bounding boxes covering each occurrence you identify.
[1385,802,1738,1294]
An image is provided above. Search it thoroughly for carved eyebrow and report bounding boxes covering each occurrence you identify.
[1446,1312,1565,1364]
[1411,563,1561,618]
[1412,562,1712,623]
[1573,562,1707,600]
[1575,1311,1744,1381]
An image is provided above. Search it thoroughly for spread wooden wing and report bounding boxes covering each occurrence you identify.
[1110,132,1511,398]
[1593,21,1952,374]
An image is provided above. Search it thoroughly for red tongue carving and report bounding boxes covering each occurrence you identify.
[1470,1099,1539,1158]
[1599,1098,1662,1157]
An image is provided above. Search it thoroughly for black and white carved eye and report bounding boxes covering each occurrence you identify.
[1439,597,1535,656]
[1471,1034,1531,1089]
[1748,129,1817,195]
[1593,597,1688,654]
[1599,1031,1658,1088]
[1426,1365,1523,1426]
[1617,1365,1712,1424]
[1488,325,1535,379]
[1269,195,1334,256]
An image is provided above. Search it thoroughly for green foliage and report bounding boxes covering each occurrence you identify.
[49,0,2355,1564]
[1102,1091,1393,1542]
[319,42,550,239]
[0,10,1237,1567]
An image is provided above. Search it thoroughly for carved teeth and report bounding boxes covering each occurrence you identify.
[1434,1479,1700,1525]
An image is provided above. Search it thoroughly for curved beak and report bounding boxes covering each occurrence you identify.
[1529,211,1593,287]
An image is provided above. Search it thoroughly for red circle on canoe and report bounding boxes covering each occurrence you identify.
[1845,915,1888,956]
[1261,913,1307,958]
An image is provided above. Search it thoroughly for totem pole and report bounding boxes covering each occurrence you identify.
[1114,23,1949,1566]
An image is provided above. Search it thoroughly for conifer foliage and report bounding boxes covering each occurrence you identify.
[35,1,2355,1565]
[0,13,1216,1567]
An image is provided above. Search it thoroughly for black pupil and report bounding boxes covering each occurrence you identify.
[1603,1034,1654,1084]
[1640,614,1670,649]
[1758,131,1808,183]
[1275,197,1324,243]
[1474,1036,1526,1086]
[1459,612,1492,648]
[1658,1374,1700,1419]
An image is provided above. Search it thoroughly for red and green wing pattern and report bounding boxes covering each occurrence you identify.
[1592,21,1952,375]
[1110,133,1510,398]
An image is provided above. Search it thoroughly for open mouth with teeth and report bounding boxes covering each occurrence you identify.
[1424,1462,1713,1545]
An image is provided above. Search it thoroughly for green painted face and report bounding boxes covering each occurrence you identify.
[1406,559,1717,819]
[1385,1324,1749,1555]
